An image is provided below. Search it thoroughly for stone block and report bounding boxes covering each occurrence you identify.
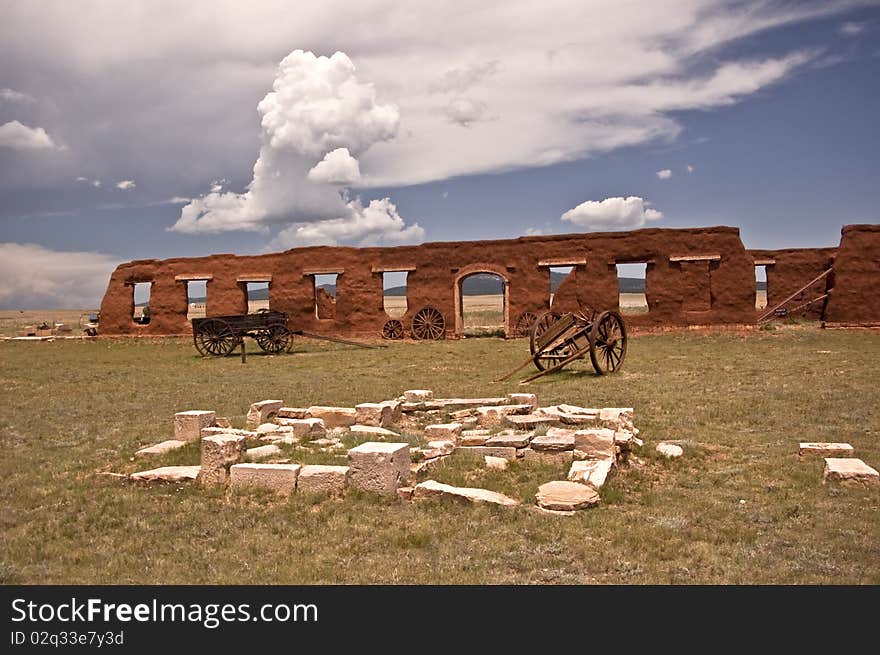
[214,417,232,428]
[486,431,532,448]
[200,426,255,439]
[199,434,246,486]
[413,480,519,507]
[379,400,403,424]
[600,407,634,430]
[568,458,614,490]
[277,407,308,419]
[656,442,683,458]
[822,458,879,485]
[574,428,617,460]
[135,439,188,457]
[484,456,508,470]
[520,448,573,466]
[537,405,600,426]
[459,431,489,446]
[404,389,433,402]
[477,404,531,428]
[245,400,283,429]
[508,393,538,411]
[277,418,326,438]
[130,465,201,483]
[306,406,357,428]
[531,433,575,452]
[536,481,600,511]
[506,414,559,429]
[799,442,854,457]
[425,423,462,440]
[174,410,216,441]
[245,444,282,461]
[228,463,301,495]
[347,442,411,495]
[456,445,518,460]
[356,403,395,428]
[297,465,349,495]
[426,440,456,455]
[350,425,401,439]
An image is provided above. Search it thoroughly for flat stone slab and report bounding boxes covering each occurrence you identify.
[424,423,462,440]
[297,465,349,495]
[568,458,614,490]
[350,424,401,439]
[277,407,309,419]
[520,448,573,466]
[459,432,490,446]
[799,442,854,457]
[276,417,326,438]
[246,444,282,461]
[823,458,879,485]
[656,442,684,458]
[530,434,575,452]
[130,465,201,483]
[506,414,559,428]
[574,428,616,460]
[355,403,395,428]
[306,406,357,428]
[229,463,301,495]
[135,439,188,457]
[456,446,518,460]
[485,431,532,448]
[413,480,519,507]
[404,397,508,412]
[403,389,434,402]
[426,440,456,455]
[508,393,538,410]
[537,406,599,426]
[535,481,600,511]
[484,456,508,470]
[200,427,256,439]
[477,404,532,427]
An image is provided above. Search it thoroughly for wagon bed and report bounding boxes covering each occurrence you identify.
[191,310,292,356]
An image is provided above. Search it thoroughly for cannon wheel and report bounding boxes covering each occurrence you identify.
[411,306,445,340]
[256,322,292,354]
[529,311,572,371]
[194,318,237,356]
[512,311,539,338]
[589,310,627,375]
[382,318,405,340]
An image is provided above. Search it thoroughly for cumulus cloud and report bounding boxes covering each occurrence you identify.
[169,49,417,243]
[0,120,57,150]
[444,97,488,127]
[0,242,120,309]
[656,169,672,179]
[115,180,136,190]
[307,147,361,185]
[687,164,694,173]
[561,196,663,231]
[269,198,424,248]
[0,88,33,103]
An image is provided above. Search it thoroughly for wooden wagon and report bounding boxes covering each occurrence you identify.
[191,310,292,356]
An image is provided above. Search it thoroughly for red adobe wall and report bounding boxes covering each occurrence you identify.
[98,225,760,337]
[747,247,837,320]
[823,224,880,325]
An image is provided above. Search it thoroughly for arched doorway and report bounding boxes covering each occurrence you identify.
[453,265,510,338]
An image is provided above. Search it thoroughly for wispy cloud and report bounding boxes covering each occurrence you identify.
[115,180,136,190]
[656,169,673,179]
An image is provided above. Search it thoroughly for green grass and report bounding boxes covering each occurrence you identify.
[1,327,878,584]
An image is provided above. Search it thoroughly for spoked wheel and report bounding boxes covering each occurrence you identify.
[411,306,446,340]
[255,322,292,354]
[194,318,237,356]
[512,311,539,338]
[528,311,572,371]
[528,311,561,354]
[382,319,405,340]
[589,310,627,375]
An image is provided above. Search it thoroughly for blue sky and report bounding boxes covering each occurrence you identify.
[0,1,878,308]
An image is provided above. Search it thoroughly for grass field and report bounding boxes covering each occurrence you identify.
[1,324,877,584]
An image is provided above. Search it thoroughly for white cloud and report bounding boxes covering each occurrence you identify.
[444,97,488,127]
[656,169,673,179]
[170,50,406,236]
[270,198,424,248]
[115,180,136,190]
[0,88,34,103]
[0,120,57,150]
[687,164,694,173]
[524,227,543,236]
[0,242,120,309]
[561,196,663,231]
[839,21,866,35]
[307,147,361,185]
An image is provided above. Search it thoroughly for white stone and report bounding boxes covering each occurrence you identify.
[656,442,684,458]
[424,423,462,440]
[476,405,531,428]
[426,440,456,455]
[574,428,617,460]
[484,456,509,470]
[200,426,255,439]
[199,434,246,485]
[459,432,489,446]
[530,433,575,452]
[456,446,518,460]
[297,465,349,495]
[349,424,401,439]
[508,393,538,411]
[486,431,532,448]
[135,439,188,458]
[347,442,411,495]
[355,403,395,428]
[174,410,216,441]
[535,481,600,511]
[799,442,854,457]
[277,418,326,438]
[506,414,559,428]
[378,400,403,424]
[306,406,357,428]
[413,480,519,507]
[404,389,434,402]
[537,405,599,426]
[277,407,309,419]
[256,422,284,435]
[568,458,614,490]
[130,465,201,483]
[823,458,879,485]
[245,400,283,429]
[229,463,300,495]
[245,444,282,461]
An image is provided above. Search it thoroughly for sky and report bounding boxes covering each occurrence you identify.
[0,0,878,308]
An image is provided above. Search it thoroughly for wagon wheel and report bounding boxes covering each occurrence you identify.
[411,306,446,340]
[528,311,572,371]
[512,311,539,338]
[528,311,561,355]
[194,318,237,356]
[255,322,291,354]
[589,310,627,375]
[382,318,405,340]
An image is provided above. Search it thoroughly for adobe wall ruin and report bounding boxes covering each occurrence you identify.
[97,224,879,338]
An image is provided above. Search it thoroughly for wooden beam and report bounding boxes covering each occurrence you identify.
[669,254,721,262]
[236,275,272,283]
[537,259,586,267]
[753,258,776,266]
[302,269,343,276]
[174,274,213,281]
[370,265,417,273]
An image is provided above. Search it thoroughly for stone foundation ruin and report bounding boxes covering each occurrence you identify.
[97,224,880,339]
